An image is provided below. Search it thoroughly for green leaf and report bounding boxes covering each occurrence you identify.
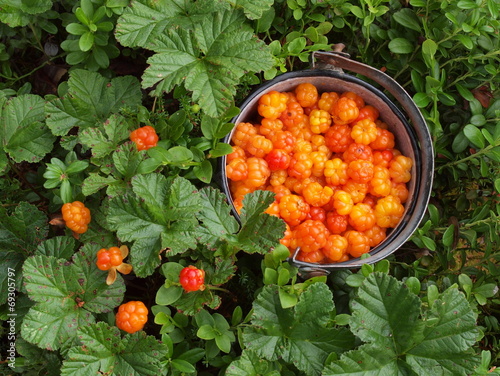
[82,173,119,196]
[142,10,272,117]
[350,273,423,353]
[114,0,185,48]
[113,142,143,179]
[226,349,281,376]
[0,95,55,163]
[463,124,485,148]
[21,298,95,351]
[171,359,196,373]
[36,236,76,260]
[46,70,141,137]
[60,322,168,376]
[79,31,94,52]
[237,190,286,254]
[198,186,240,239]
[243,283,356,376]
[393,8,421,32]
[0,202,48,253]
[80,114,131,158]
[0,251,24,305]
[388,38,414,54]
[156,285,183,306]
[193,159,213,183]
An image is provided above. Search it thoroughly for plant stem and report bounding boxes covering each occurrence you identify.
[436,142,500,172]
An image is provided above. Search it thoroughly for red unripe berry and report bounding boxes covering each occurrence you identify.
[179,266,205,292]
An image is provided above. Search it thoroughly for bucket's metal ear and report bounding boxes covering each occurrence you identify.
[288,247,331,279]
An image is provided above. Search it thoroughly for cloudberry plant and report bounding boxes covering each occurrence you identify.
[295,82,318,108]
[278,194,310,226]
[180,265,205,292]
[62,201,91,234]
[258,90,288,119]
[116,301,149,334]
[129,125,159,151]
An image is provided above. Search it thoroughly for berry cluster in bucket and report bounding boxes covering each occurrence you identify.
[226,83,412,263]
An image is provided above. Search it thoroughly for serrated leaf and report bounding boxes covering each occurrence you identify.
[113,142,144,179]
[198,186,239,239]
[0,202,48,253]
[46,70,141,137]
[237,191,286,254]
[82,173,119,196]
[141,10,272,117]
[36,236,76,260]
[0,251,24,305]
[243,283,356,376]
[226,349,281,376]
[0,95,55,163]
[60,322,168,376]
[80,115,130,158]
[224,0,275,20]
[114,0,186,48]
[350,273,423,353]
[21,299,95,351]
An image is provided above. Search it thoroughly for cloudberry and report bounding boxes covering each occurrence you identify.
[258,90,288,119]
[269,169,288,186]
[324,123,353,153]
[333,190,354,215]
[310,151,329,177]
[130,125,159,151]
[280,223,293,248]
[180,265,205,292]
[295,82,318,108]
[324,158,348,186]
[343,180,368,203]
[347,160,374,184]
[280,101,305,128]
[370,165,391,197]
[247,135,273,158]
[116,301,148,334]
[370,128,395,150]
[309,109,332,134]
[348,203,376,232]
[341,91,364,109]
[296,249,325,263]
[246,157,270,188]
[271,131,296,153]
[351,119,378,145]
[288,152,313,179]
[226,158,248,181]
[343,143,373,163]
[331,97,359,125]
[62,201,91,234]
[375,195,405,228]
[227,145,246,162]
[355,105,379,122]
[232,122,258,149]
[307,206,327,223]
[279,194,310,226]
[390,182,409,203]
[96,246,124,271]
[364,225,387,247]
[291,219,329,253]
[322,234,348,261]
[345,230,370,258]
[372,150,393,167]
[318,92,339,113]
[389,155,413,183]
[326,211,348,234]
[260,118,284,138]
[302,182,334,207]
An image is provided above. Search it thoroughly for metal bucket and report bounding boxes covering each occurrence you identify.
[219,51,434,278]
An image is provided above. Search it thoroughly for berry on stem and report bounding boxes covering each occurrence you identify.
[116,301,148,334]
[61,201,91,234]
[130,125,159,151]
[180,265,205,292]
